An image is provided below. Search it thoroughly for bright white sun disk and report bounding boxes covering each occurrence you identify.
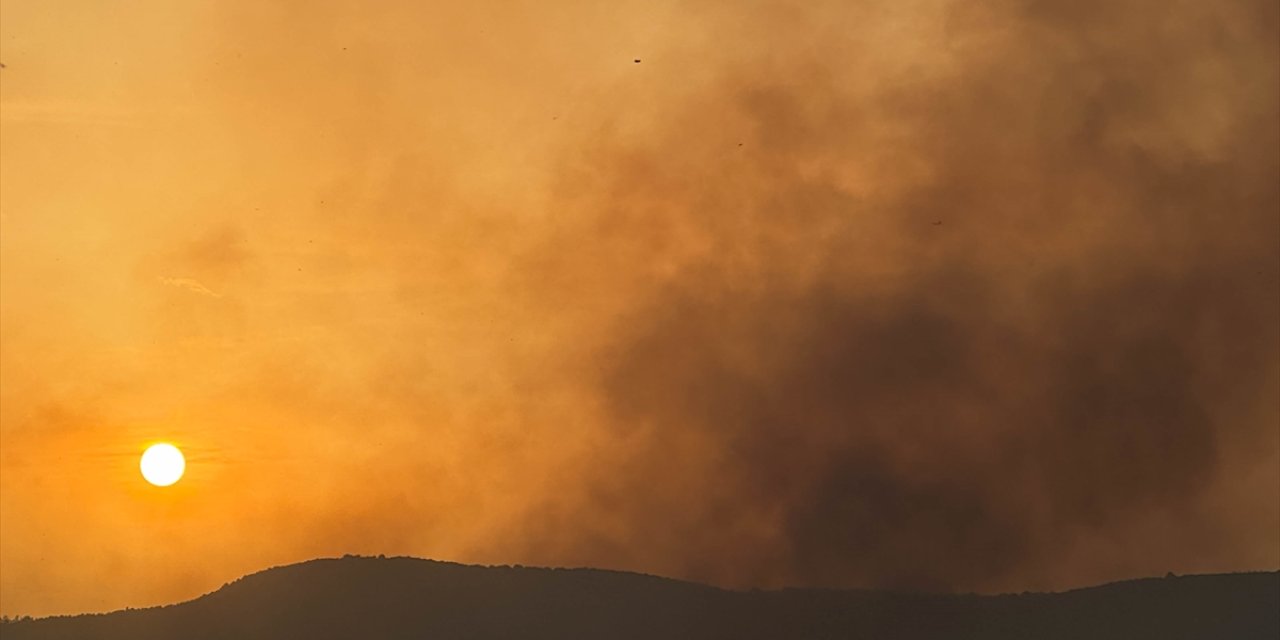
[140,443,185,486]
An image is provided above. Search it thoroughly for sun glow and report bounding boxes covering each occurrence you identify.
[140,444,186,487]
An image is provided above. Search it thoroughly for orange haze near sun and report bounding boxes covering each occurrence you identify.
[1,0,703,615]
[2,0,1278,619]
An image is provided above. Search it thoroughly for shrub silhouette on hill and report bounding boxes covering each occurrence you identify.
[2,557,1277,640]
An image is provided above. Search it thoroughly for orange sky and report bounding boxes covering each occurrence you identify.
[2,0,1278,617]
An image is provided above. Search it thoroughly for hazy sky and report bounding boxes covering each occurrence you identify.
[1,0,1277,617]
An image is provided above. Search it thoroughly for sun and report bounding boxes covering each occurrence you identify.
[140,443,185,487]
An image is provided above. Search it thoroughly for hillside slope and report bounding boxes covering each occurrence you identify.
[3,557,1276,639]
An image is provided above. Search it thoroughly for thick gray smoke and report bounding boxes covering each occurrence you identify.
[513,0,1280,592]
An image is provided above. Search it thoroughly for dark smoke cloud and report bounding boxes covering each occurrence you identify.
[513,0,1279,592]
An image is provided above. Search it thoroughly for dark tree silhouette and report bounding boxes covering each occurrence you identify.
[2,557,1276,639]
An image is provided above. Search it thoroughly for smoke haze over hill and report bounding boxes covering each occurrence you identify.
[1,0,1277,616]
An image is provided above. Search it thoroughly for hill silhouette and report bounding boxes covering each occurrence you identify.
[2,557,1276,639]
